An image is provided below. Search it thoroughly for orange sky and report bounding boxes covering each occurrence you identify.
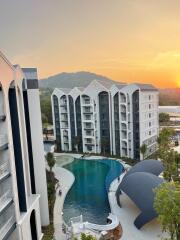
[1,0,180,88]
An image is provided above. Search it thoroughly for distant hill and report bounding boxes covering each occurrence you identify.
[39,71,180,106]
[159,88,180,106]
[39,71,117,89]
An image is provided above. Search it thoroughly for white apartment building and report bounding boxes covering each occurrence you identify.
[52,80,159,160]
[0,51,49,240]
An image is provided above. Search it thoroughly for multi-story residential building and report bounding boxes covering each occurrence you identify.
[0,51,49,240]
[52,80,159,160]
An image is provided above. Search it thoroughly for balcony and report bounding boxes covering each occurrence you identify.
[121,123,127,131]
[84,133,94,139]
[120,93,126,103]
[84,127,94,130]
[121,114,127,122]
[60,110,68,114]
[60,102,67,107]
[83,106,93,114]
[0,135,8,151]
[82,100,91,106]
[61,124,68,129]
[84,117,93,121]
[84,139,94,145]
[0,191,13,214]
[63,137,69,143]
[122,141,127,149]
[63,132,68,137]
[0,162,10,182]
[0,216,16,240]
[61,118,68,122]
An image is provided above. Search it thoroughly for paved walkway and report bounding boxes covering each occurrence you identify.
[53,166,75,240]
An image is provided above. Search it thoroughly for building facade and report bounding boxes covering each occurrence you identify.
[0,51,49,240]
[52,80,159,160]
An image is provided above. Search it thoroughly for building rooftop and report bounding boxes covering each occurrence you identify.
[22,68,38,80]
[57,88,72,94]
[134,83,158,91]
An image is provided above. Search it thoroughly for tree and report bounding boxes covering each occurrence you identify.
[157,128,179,182]
[162,150,178,182]
[73,136,81,152]
[159,113,170,124]
[46,152,56,172]
[40,90,53,125]
[158,127,175,154]
[47,182,56,220]
[80,233,97,240]
[154,182,180,240]
[140,144,147,160]
[101,137,109,156]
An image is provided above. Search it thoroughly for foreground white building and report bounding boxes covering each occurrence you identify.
[52,80,159,160]
[0,51,49,240]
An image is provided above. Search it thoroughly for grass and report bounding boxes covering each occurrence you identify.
[42,224,54,240]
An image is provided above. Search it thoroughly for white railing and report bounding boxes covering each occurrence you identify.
[0,216,15,239]
[69,215,83,226]
[0,162,9,178]
[70,214,119,235]
[85,214,119,231]
[0,191,11,207]
[0,135,8,147]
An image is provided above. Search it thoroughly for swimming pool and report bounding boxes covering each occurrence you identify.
[62,158,124,224]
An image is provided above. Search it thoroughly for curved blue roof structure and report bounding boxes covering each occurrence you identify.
[116,160,165,229]
[118,172,164,229]
[125,159,164,178]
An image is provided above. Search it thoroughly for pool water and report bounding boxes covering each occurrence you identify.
[63,158,123,224]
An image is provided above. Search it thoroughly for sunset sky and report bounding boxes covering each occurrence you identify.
[1,0,180,88]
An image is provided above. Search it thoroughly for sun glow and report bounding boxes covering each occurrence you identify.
[176,80,180,88]
[175,75,180,88]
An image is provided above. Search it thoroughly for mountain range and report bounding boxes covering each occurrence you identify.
[39,71,117,89]
[39,71,180,105]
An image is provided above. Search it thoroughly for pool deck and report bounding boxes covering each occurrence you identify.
[53,153,167,240]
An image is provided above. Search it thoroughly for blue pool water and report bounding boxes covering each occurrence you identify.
[63,158,123,224]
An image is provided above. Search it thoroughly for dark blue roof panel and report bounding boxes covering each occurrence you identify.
[125,160,164,178]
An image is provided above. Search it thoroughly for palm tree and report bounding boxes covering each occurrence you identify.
[46,152,56,172]
[140,144,147,160]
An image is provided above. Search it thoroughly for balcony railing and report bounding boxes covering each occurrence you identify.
[0,216,16,240]
[61,118,68,122]
[0,135,8,149]
[0,162,9,180]
[60,102,67,107]
[85,141,94,145]
[0,191,12,212]
[61,125,68,129]
[61,110,68,114]
[63,138,69,143]
[84,126,94,130]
